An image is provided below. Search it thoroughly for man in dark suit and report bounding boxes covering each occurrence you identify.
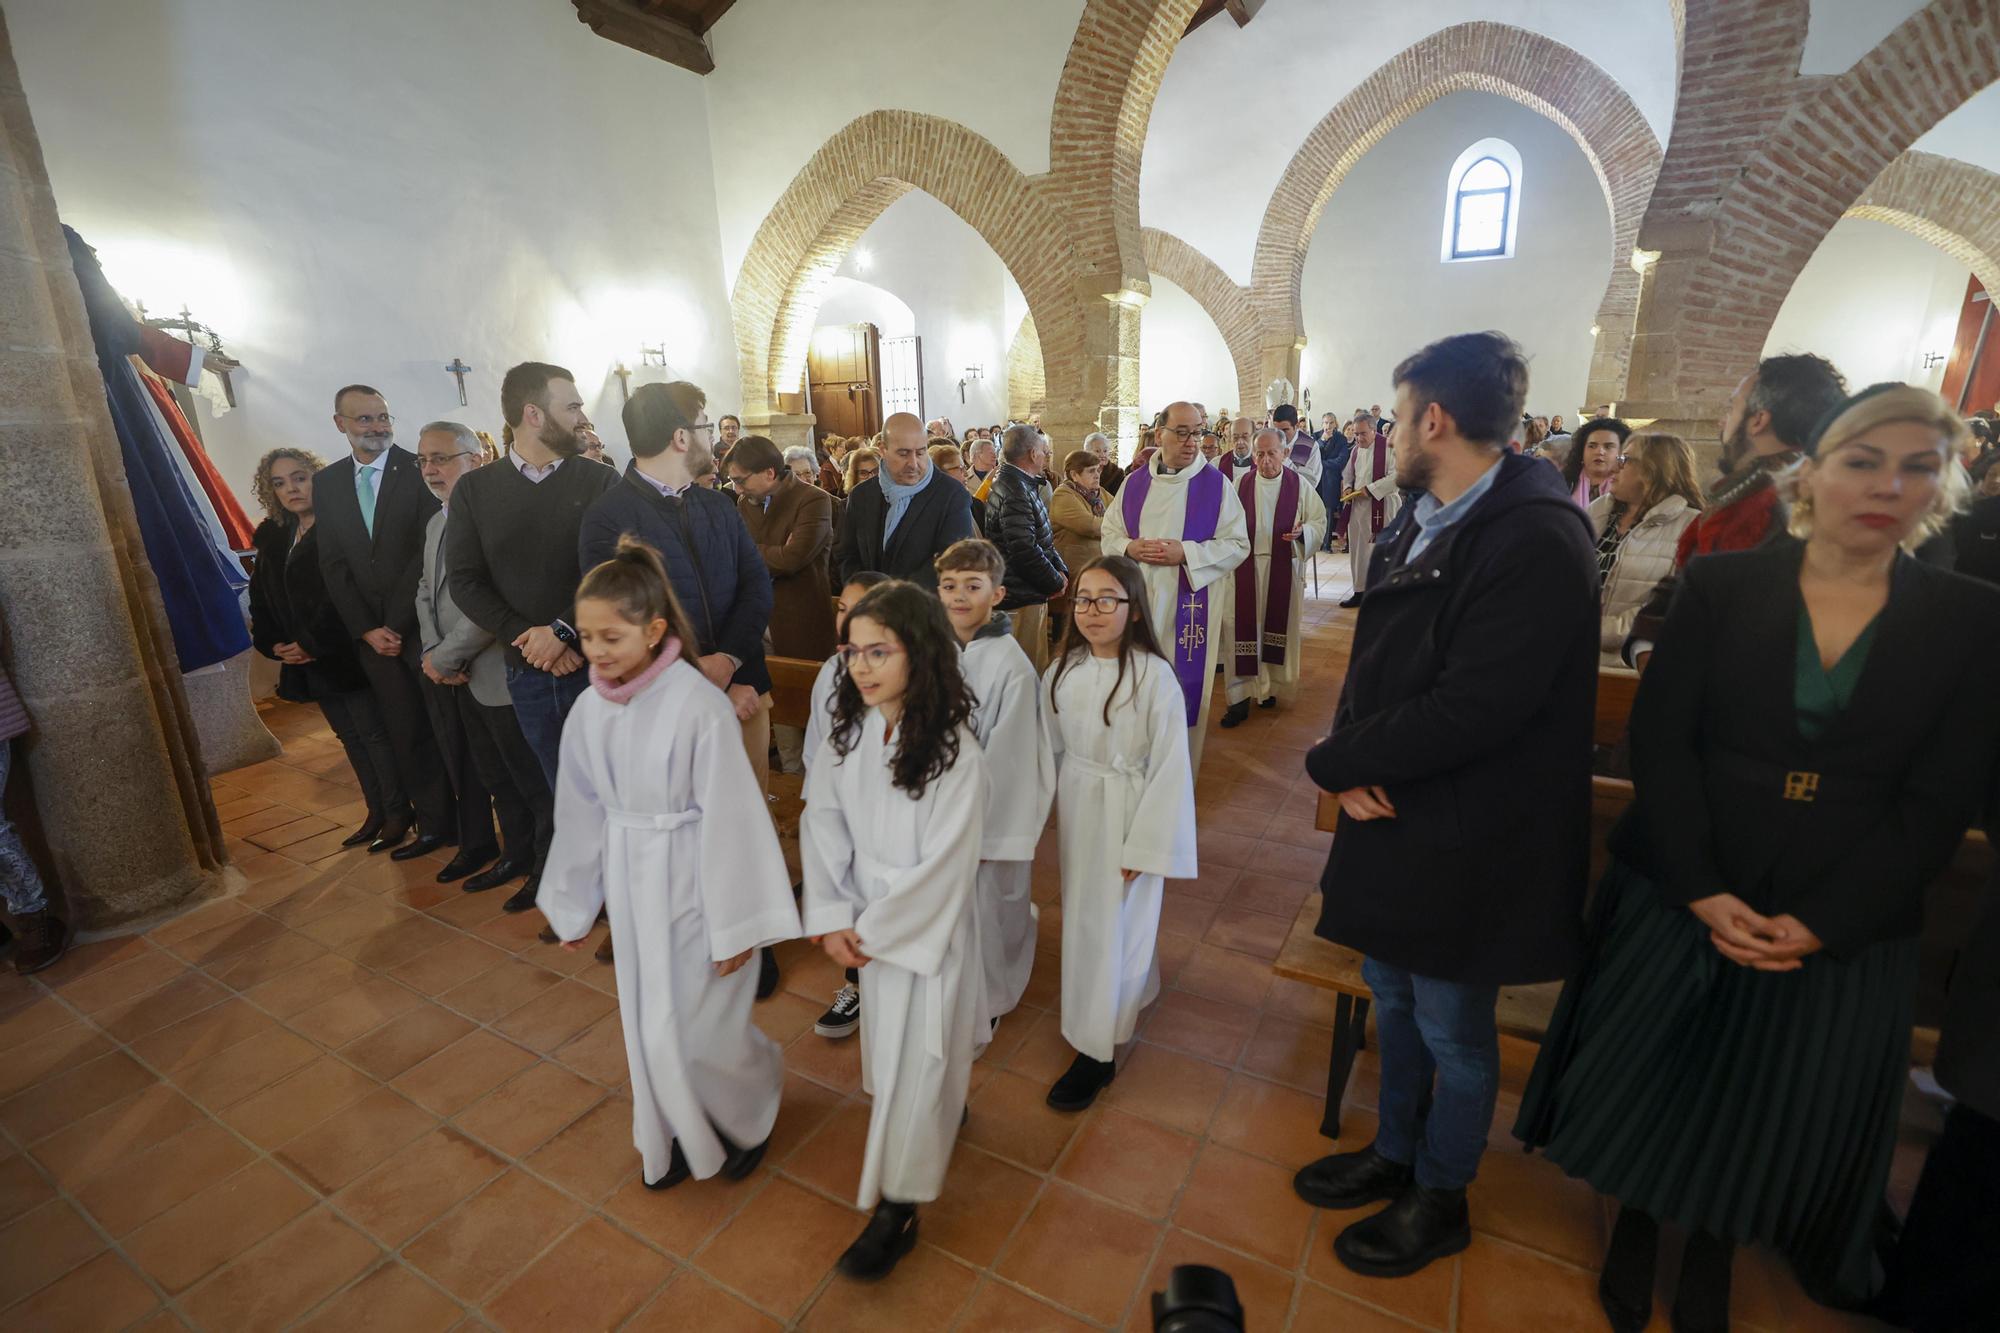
[315,384,454,859]
[1295,333,1598,1279]
[834,412,976,589]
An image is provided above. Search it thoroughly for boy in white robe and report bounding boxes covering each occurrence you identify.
[1220,429,1330,726]
[539,541,801,1190]
[800,582,988,1281]
[803,570,893,1040]
[935,539,1057,1025]
[1041,558,1199,1111]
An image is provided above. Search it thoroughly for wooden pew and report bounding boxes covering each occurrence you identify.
[767,654,822,731]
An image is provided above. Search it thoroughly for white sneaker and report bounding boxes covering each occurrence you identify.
[814,983,860,1038]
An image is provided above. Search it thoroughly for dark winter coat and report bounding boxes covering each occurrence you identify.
[834,466,977,590]
[248,519,369,703]
[984,463,1068,608]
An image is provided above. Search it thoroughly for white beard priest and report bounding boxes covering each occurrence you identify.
[1337,420,1402,608]
[1220,429,1329,728]
[1099,401,1250,775]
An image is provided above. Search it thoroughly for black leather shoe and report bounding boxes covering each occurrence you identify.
[1292,1143,1414,1210]
[720,1134,768,1181]
[1670,1231,1733,1333]
[755,946,780,1000]
[341,817,384,848]
[1258,696,1276,709]
[435,847,498,883]
[1219,700,1250,729]
[1339,595,1363,608]
[367,819,412,854]
[1333,1184,1471,1278]
[1598,1206,1658,1333]
[390,833,450,862]
[837,1201,919,1281]
[1046,1052,1116,1111]
[463,858,529,894]
[643,1141,690,1191]
[502,879,540,913]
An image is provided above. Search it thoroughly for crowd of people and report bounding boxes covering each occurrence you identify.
[159,330,1999,1320]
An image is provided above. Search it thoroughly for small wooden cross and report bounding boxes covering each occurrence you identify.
[445,357,473,406]
[614,362,632,402]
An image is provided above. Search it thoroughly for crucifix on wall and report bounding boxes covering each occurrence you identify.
[445,357,473,406]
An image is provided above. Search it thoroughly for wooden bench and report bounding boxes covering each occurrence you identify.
[768,654,822,730]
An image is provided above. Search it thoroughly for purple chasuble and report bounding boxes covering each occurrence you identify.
[1121,461,1226,725]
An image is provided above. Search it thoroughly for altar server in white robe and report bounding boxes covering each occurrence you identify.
[1041,556,1198,1112]
[800,581,988,1283]
[802,570,892,1042]
[1099,400,1249,776]
[935,539,1057,1024]
[1220,429,1329,727]
[1338,416,1402,607]
[539,538,802,1191]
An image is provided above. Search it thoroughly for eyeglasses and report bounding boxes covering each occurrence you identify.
[1161,425,1213,443]
[341,412,394,428]
[837,643,905,670]
[1073,595,1132,614]
[417,450,476,468]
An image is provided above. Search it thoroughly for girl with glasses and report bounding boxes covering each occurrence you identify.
[801,581,988,1282]
[1040,556,1197,1112]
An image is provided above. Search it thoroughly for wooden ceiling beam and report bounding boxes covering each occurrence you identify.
[572,0,714,75]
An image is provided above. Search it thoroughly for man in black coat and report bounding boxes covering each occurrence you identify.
[985,423,1068,672]
[314,384,455,861]
[1294,333,1598,1279]
[578,381,776,790]
[834,412,976,590]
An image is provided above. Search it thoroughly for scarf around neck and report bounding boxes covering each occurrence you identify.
[877,466,929,546]
[590,636,683,704]
[1061,478,1105,516]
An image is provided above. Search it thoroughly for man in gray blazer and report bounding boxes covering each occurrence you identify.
[414,423,551,901]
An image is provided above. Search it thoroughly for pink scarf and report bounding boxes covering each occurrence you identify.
[1572,472,1613,509]
[590,636,683,704]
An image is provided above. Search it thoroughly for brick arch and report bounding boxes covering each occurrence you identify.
[1248,22,1663,399]
[1047,0,1205,293]
[1628,0,2000,423]
[731,110,1082,416]
[1007,315,1047,420]
[1848,151,2000,303]
[1141,227,1264,413]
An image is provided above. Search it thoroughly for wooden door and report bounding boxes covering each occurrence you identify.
[1942,278,2000,414]
[808,323,882,443]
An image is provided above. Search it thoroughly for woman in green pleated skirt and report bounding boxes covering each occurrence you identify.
[1515,384,2000,1332]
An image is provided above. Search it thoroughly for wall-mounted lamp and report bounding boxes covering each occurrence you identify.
[1629,248,1660,277]
[640,343,668,368]
[957,363,985,403]
[854,247,874,272]
[1922,351,1947,370]
[1589,324,1602,338]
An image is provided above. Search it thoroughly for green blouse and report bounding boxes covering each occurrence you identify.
[1795,605,1880,742]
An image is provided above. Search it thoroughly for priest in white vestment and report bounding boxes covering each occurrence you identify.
[1099,401,1250,775]
[1220,429,1329,726]
[539,653,802,1187]
[1338,421,1402,607]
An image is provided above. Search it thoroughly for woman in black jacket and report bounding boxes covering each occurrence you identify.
[1515,385,2000,1331]
[247,448,402,847]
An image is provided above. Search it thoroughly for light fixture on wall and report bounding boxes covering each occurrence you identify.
[1629,248,1660,276]
[958,363,985,403]
[854,247,874,272]
[1922,351,1947,370]
[640,342,668,368]
[1589,324,1602,338]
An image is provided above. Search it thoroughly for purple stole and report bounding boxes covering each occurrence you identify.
[1232,469,1301,678]
[1121,461,1227,726]
[1289,437,1315,469]
[1217,451,1251,481]
[1337,432,1390,539]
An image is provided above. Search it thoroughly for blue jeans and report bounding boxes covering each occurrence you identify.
[0,742,49,916]
[505,664,590,789]
[1361,956,1500,1190]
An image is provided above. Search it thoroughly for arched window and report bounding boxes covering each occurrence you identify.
[1441,138,1523,262]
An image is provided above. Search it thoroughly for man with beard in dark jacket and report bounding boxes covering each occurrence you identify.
[984,423,1068,672]
[1295,331,1598,1281]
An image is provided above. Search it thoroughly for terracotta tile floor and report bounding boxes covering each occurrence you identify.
[0,559,1922,1330]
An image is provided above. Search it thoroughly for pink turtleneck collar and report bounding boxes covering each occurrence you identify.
[590,637,682,704]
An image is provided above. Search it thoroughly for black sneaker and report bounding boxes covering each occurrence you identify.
[10,910,69,975]
[815,983,860,1038]
[837,1201,919,1281]
[1046,1052,1115,1111]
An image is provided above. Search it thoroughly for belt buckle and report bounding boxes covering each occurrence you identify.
[1783,771,1820,802]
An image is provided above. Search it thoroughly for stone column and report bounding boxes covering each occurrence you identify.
[0,9,221,926]
[1043,284,1145,462]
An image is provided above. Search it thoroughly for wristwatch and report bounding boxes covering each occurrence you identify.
[551,619,579,649]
